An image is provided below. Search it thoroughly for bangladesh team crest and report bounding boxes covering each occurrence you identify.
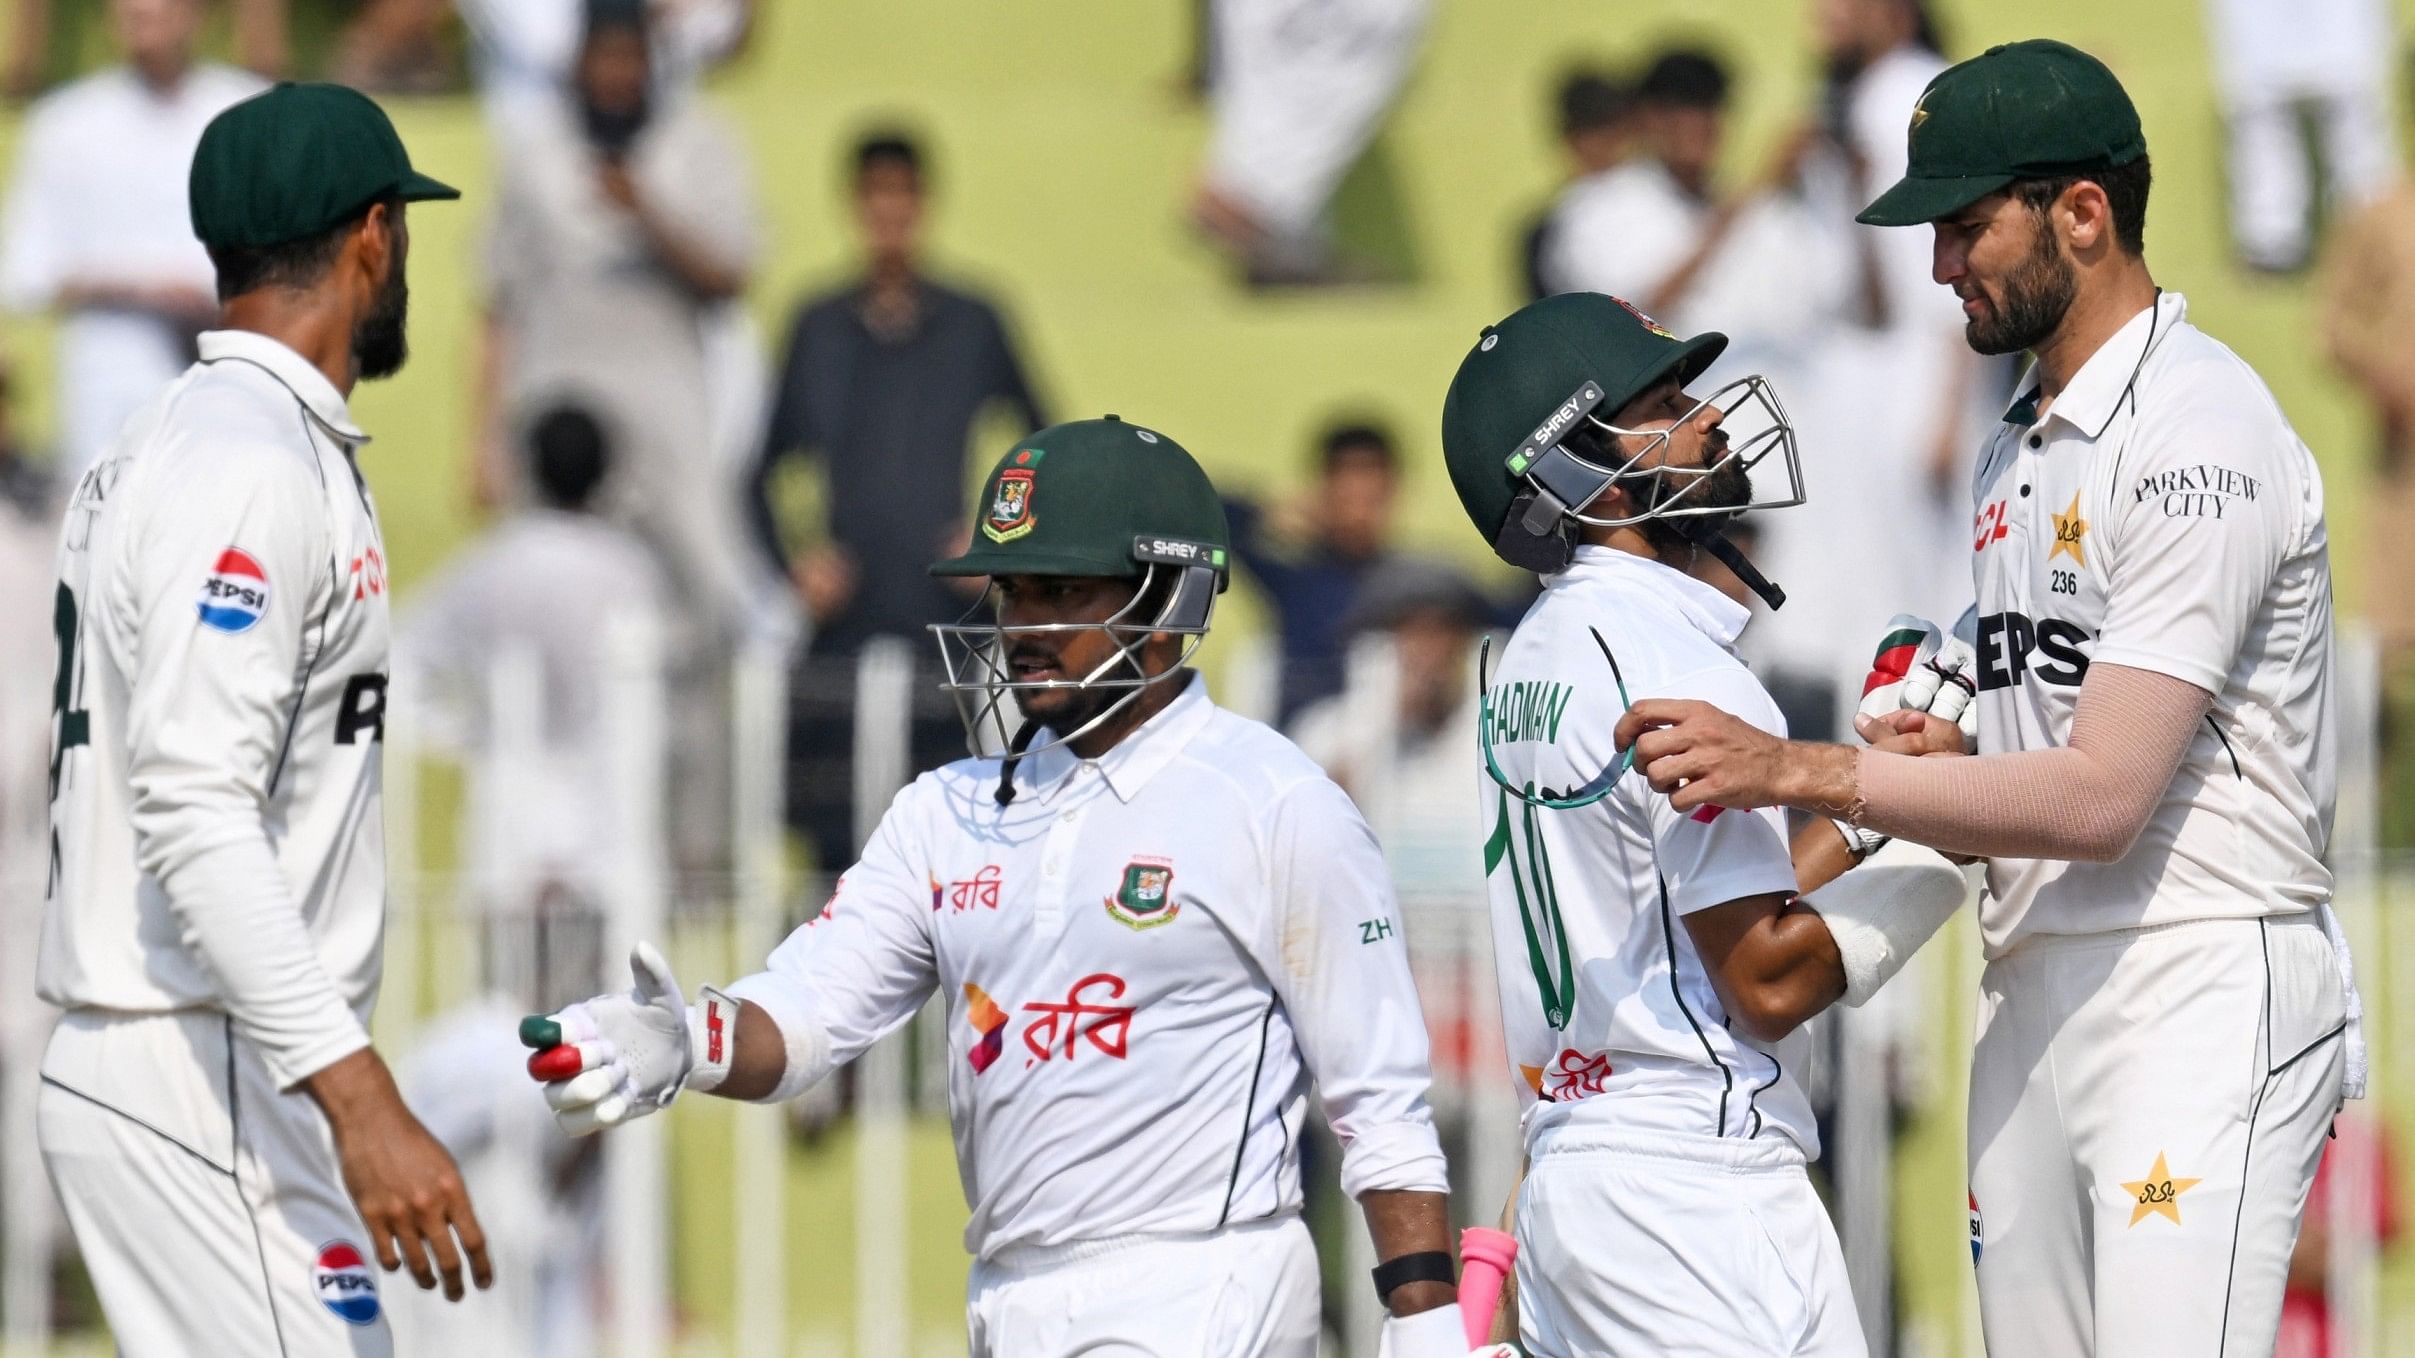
[1104,856,1179,931]
[1612,295,1678,341]
[982,466,1038,543]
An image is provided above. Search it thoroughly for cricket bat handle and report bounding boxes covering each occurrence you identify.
[1458,1226,1518,1348]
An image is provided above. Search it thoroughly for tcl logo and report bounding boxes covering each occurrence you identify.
[1975,611,2092,691]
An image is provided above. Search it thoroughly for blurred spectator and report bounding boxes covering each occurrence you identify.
[2204,0,2396,273]
[399,405,668,918]
[1742,0,1976,741]
[1192,0,1429,284]
[480,0,766,644]
[1521,66,1638,301]
[0,359,56,1344]
[751,127,1048,869]
[2277,1114,2400,1358]
[0,0,261,479]
[2322,154,2415,814]
[1538,48,1841,355]
[387,893,606,1358]
[751,129,1048,654]
[453,0,755,128]
[5,0,280,97]
[1289,556,1488,900]
[1225,419,1401,723]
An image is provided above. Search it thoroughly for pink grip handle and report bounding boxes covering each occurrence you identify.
[1458,1226,1519,1348]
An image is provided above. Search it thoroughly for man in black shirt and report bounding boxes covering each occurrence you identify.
[750,130,1049,866]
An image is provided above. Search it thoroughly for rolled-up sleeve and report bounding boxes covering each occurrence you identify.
[1257,776,1449,1198]
[121,437,368,1088]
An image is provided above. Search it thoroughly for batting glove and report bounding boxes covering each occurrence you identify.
[519,942,738,1136]
[1855,613,1979,745]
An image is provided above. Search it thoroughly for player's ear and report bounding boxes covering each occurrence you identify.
[2062,180,2111,255]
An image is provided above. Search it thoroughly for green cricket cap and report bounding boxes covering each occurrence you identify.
[190,82,460,251]
[932,417,1231,583]
[1441,292,1725,552]
[1857,39,2145,227]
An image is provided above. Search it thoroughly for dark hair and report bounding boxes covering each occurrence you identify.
[206,195,399,303]
[853,130,924,181]
[1319,422,1397,475]
[1636,49,1730,110]
[583,0,649,38]
[1557,69,1633,136]
[2012,154,2152,255]
[527,405,612,510]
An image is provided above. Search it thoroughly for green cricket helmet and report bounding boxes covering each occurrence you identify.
[929,417,1231,781]
[1439,292,1803,603]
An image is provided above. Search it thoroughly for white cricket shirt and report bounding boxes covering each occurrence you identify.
[1480,548,1816,1156]
[1968,291,2335,956]
[0,64,264,475]
[40,331,392,1089]
[726,675,1450,1259]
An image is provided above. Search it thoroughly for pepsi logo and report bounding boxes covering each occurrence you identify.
[313,1240,379,1325]
[197,548,270,634]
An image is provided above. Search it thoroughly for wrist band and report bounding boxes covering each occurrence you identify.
[683,986,740,1096]
[1370,1249,1456,1302]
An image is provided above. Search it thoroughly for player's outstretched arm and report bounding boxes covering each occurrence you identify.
[304,1047,492,1301]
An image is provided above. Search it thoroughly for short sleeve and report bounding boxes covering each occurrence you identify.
[2090,391,2301,695]
[1636,667,1799,915]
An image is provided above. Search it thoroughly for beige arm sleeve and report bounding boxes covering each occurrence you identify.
[1855,663,2214,862]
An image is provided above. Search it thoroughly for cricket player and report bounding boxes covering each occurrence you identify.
[523,417,1481,1355]
[1437,290,1970,1356]
[1614,41,2354,1355]
[36,84,488,1354]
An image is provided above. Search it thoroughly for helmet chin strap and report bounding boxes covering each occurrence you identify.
[995,717,1042,806]
[1677,516,1787,610]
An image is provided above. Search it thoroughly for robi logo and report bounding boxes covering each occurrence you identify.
[312,1241,380,1325]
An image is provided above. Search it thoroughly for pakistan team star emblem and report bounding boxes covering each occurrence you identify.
[1104,856,1179,931]
[2050,491,2089,566]
[982,466,1038,543]
[2121,1151,2201,1226]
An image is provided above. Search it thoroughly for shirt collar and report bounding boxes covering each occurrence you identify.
[1551,544,1751,650]
[2016,290,2185,441]
[1021,671,1217,805]
[196,330,370,446]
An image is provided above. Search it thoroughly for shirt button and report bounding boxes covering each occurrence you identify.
[2019,484,2031,497]
[2028,435,2042,449]
[1060,811,1076,823]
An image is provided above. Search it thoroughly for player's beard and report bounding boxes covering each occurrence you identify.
[1638,438,1753,558]
[1965,221,2077,357]
[352,256,411,382]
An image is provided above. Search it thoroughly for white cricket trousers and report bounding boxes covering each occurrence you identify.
[1513,1125,1866,1357]
[1969,915,2347,1356]
[38,1010,392,1357]
[966,1214,1320,1357]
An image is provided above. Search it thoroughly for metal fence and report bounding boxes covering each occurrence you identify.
[0,625,2401,1356]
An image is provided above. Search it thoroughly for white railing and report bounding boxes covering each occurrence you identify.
[2,623,2401,1357]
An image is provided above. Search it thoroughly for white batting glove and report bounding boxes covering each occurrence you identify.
[1855,613,1979,745]
[519,942,737,1136]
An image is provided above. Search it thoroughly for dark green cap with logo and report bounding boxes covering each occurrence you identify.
[190,82,461,251]
[932,417,1231,584]
[1858,39,2145,227]
[1441,291,1725,551]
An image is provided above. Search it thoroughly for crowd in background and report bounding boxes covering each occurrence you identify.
[0,0,2411,1347]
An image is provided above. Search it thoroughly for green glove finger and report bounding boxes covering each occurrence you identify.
[519,1015,563,1050]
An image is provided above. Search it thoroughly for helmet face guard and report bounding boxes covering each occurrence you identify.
[1498,374,1804,577]
[929,558,1220,762]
